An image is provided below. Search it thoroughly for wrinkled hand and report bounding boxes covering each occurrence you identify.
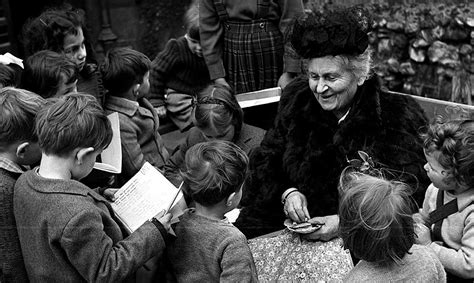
[277,72,296,90]
[103,188,119,202]
[154,106,167,119]
[413,213,432,245]
[154,210,173,233]
[302,215,339,242]
[214,78,230,89]
[284,191,310,223]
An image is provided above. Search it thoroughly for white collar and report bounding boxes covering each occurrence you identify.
[338,108,351,124]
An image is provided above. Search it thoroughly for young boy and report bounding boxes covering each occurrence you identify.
[13,93,172,282]
[100,47,169,185]
[166,140,258,282]
[415,119,474,281]
[20,50,78,98]
[0,87,46,282]
[149,1,211,131]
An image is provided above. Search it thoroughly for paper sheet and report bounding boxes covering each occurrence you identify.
[111,162,184,232]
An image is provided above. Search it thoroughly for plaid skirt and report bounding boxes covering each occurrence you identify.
[223,20,284,94]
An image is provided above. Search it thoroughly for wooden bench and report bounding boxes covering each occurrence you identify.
[387,90,474,121]
[161,87,474,151]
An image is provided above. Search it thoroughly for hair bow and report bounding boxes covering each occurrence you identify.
[0,53,23,69]
[346,150,375,173]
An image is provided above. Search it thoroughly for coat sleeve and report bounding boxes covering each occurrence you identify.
[429,212,474,278]
[220,235,258,282]
[61,209,165,282]
[149,39,180,107]
[278,0,304,73]
[199,0,226,80]
[120,120,145,180]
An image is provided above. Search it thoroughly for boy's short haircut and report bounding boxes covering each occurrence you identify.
[422,119,474,188]
[180,140,249,206]
[21,50,78,98]
[0,64,20,87]
[35,92,112,157]
[184,0,199,40]
[100,47,151,95]
[0,87,47,149]
[338,171,415,265]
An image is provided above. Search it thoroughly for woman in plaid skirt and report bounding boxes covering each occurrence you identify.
[199,0,304,94]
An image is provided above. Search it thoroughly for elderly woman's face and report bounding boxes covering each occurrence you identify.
[308,56,362,119]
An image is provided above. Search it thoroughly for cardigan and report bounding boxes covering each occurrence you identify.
[235,76,430,238]
[0,158,28,283]
[105,96,169,184]
[344,244,446,282]
[149,36,211,107]
[164,123,265,186]
[422,184,474,278]
[13,169,166,282]
[199,0,304,80]
[166,209,258,282]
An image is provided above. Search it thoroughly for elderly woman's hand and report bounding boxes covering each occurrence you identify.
[284,191,310,223]
[302,215,339,242]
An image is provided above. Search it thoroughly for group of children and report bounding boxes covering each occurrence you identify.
[1,2,474,283]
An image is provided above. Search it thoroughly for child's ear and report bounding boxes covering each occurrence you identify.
[16,142,30,159]
[133,84,140,96]
[76,147,95,164]
[226,192,236,207]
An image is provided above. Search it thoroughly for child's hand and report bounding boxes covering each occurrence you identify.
[154,210,173,233]
[414,219,432,245]
[103,188,119,202]
[154,106,167,118]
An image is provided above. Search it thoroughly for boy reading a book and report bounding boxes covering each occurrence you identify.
[166,140,258,282]
[100,47,169,185]
[13,92,172,282]
[0,87,46,282]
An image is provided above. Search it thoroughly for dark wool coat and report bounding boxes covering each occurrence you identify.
[235,76,430,238]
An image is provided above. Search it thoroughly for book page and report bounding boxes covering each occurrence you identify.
[111,162,184,233]
[93,112,122,174]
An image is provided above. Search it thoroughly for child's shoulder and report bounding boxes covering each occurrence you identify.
[157,37,188,56]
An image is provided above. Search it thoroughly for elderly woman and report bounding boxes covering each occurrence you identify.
[235,6,430,240]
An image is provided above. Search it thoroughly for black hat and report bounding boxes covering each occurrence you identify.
[288,6,372,58]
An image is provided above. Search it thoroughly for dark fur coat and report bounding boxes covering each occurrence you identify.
[235,76,429,238]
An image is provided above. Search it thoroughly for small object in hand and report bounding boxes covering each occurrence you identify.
[284,219,324,234]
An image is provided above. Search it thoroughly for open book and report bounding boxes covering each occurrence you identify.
[93,112,122,174]
[111,162,186,233]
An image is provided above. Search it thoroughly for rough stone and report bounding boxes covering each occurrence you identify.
[399,62,416,75]
[409,46,426,62]
[427,41,460,68]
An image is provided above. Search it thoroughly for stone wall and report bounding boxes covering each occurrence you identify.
[367,3,473,104]
[132,0,473,103]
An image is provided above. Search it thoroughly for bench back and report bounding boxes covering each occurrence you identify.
[387,91,474,121]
